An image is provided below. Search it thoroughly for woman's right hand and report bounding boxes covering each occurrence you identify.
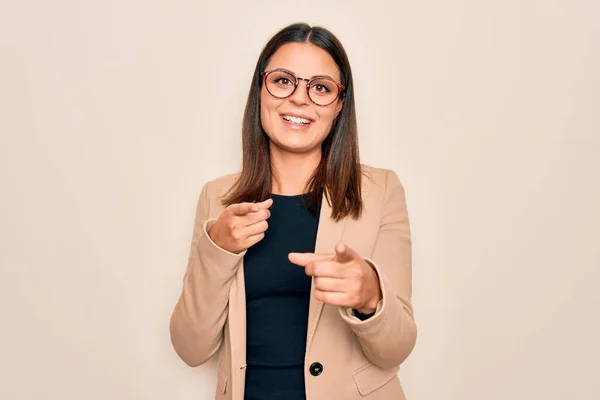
[207,199,273,254]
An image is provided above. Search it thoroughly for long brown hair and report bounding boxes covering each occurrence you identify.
[222,22,363,221]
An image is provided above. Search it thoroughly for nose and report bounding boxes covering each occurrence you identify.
[289,78,310,106]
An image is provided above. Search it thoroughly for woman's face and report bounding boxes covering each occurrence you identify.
[260,42,344,156]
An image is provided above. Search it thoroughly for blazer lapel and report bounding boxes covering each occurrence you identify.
[305,191,348,352]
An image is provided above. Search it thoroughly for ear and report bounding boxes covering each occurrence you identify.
[334,97,344,117]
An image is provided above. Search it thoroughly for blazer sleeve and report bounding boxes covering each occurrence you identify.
[169,182,245,367]
[338,169,417,370]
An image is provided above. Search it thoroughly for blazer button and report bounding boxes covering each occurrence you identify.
[309,362,323,376]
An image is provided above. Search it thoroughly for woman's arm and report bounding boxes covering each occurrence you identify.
[338,169,417,370]
[169,182,244,367]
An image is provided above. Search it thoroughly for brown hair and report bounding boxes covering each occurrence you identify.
[221,22,363,221]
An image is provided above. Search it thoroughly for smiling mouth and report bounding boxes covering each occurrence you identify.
[282,115,312,125]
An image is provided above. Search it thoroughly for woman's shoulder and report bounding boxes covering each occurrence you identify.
[360,163,403,189]
[201,171,241,197]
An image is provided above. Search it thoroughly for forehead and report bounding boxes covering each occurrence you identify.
[265,42,341,82]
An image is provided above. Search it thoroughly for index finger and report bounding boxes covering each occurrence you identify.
[256,198,273,209]
[229,202,259,216]
[288,252,335,267]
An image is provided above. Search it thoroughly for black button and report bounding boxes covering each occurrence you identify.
[309,362,323,376]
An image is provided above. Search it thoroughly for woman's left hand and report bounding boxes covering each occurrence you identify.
[288,243,382,314]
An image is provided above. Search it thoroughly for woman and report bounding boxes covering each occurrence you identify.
[169,22,417,400]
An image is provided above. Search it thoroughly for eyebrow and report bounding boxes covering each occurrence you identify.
[274,68,339,82]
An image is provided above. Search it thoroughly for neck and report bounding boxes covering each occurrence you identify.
[270,144,321,195]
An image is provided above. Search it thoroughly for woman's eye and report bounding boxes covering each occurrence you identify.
[313,83,331,93]
[275,77,292,86]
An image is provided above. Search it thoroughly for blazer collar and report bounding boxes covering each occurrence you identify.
[305,190,348,351]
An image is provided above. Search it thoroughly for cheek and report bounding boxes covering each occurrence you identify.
[261,86,283,110]
[260,90,278,133]
[318,107,337,121]
[315,107,338,131]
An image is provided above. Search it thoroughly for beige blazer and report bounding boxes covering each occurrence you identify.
[169,164,417,400]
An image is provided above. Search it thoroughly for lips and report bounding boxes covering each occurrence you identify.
[281,113,313,125]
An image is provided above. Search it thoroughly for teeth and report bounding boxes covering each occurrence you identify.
[283,115,311,124]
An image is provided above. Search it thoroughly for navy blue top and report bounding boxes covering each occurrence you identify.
[242,193,374,400]
[243,193,318,400]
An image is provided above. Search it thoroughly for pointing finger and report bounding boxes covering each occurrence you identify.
[230,198,273,216]
[230,202,258,216]
[256,198,273,209]
[288,252,334,267]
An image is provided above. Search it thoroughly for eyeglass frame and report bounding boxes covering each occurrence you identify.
[260,68,345,106]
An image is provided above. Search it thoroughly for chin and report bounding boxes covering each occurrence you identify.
[270,134,321,154]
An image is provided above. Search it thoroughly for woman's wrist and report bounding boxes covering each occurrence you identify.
[355,296,380,315]
[356,269,382,314]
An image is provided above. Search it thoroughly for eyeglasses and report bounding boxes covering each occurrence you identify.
[261,68,345,106]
